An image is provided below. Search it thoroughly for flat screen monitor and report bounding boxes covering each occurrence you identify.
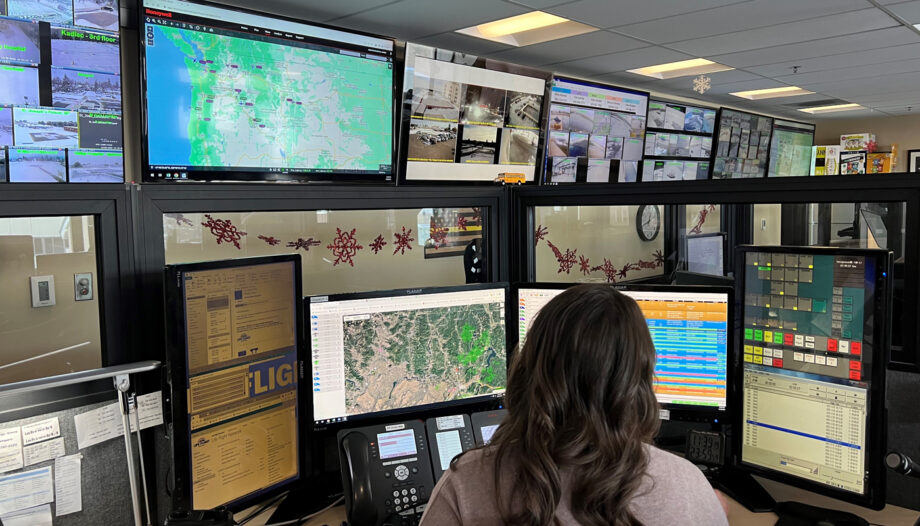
[0,1,124,183]
[141,0,395,183]
[768,119,815,177]
[544,76,648,184]
[687,233,725,276]
[711,108,773,179]
[308,284,508,425]
[516,284,731,417]
[164,255,303,511]
[400,43,549,183]
[734,246,891,508]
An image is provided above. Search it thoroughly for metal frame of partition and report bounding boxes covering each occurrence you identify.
[512,174,920,371]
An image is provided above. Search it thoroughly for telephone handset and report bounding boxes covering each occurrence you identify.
[338,421,436,526]
[424,415,475,481]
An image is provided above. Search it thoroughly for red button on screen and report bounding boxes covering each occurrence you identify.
[850,360,861,371]
[784,334,794,345]
[827,339,838,352]
[849,370,861,381]
[774,359,783,368]
[851,342,861,356]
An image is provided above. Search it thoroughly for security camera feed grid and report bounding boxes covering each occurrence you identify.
[68,148,123,182]
[0,0,123,183]
[544,77,648,184]
[642,100,718,181]
[711,109,773,179]
[402,44,548,182]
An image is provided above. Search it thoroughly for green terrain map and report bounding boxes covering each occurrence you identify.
[161,26,392,170]
[342,304,506,416]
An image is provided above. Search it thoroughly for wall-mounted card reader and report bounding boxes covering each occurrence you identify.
[30,275,56,308]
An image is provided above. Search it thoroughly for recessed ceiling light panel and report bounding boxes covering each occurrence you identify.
[799,103,862,114]
[730,86,814,100]
[627,58,733,79]
[456,11,596,47]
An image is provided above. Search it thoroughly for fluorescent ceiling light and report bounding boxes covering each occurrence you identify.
[730,86,814,100]
[456,11,596,47]
[627,58,733,79]
[798,103,862,114]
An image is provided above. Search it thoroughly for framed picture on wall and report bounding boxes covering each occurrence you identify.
[908,149,920,172]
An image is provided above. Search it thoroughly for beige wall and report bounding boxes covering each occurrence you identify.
[0,227,102,385]
[164,209,473,296]
[534,205,664,283]
[815,114,920,172]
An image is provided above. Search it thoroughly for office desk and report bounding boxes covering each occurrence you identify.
[245,477,920,526]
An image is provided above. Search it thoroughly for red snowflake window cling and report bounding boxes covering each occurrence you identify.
[429,219,449,250]
[287,237,321,251]
[327,228,363,266]
[592,258,618,283]
[257,235,281,246]
[578,255,591,276]
[370,234,388,254]
[393,227,415,255]
[202,214,247,249]
[534,225,548,246]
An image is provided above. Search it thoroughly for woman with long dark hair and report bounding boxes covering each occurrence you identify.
[421,284,729,525]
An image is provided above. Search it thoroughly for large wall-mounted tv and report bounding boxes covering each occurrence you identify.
[400,43,550,184]
[141,0,396,183]
[0,0,124,183]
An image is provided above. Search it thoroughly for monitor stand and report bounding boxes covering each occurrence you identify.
[773,501,870,526]
[267,472,343,523]
[712,468,776,513]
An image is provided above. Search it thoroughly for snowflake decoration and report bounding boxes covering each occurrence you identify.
[257,235,281,246]
[393,227,415,255]
[534,225,548,246]
[326,228,363,266]
[287,237,321,251]
[429,220,449,249]
[592,258,618,283]
[546,240,562,259]
[693,74,711,95]
[578,255,592,276]
[370,234,387,254]
[457,216,469,231]
[618,263,637,279]
[556,247,578,274]
[471,207,482,223]
[202,214,247,249]
[654,250,665,267]
[170,213,193,227]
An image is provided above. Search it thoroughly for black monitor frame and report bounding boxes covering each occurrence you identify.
[306,282,511,430]
[137,0,399,184]
[512,282,734,423]
[163,254,307,514]
[730,245,892,510]
[686,231,727,276]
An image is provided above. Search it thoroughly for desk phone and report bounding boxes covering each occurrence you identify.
[424,415,475,480]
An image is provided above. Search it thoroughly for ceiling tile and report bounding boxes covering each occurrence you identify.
[485,30,646,65]
[506,0,579,8]
[669,8,898,57]
[551,45,695,75]
[415,32,516,56]
[745,42,920,78]
[886,0,920,22]
[633,70,765,94]
[776,58,920,86]
[713,27,920,68]
[329,0,530,40]
[612,0,870,43]
[814,71,920,98]
[216,0,399,23]
[544,0,749,29]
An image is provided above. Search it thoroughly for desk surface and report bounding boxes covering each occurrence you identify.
[245,477,920,526]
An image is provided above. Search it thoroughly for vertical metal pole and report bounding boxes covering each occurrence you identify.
[130,394,153,526]
[115,375,143,526]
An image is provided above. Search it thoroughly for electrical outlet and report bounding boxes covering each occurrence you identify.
[30,275,55,308]
[74,273,93,301]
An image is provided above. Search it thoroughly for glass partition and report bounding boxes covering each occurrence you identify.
[533,205,665,283]
[162,207,486,296]
[0,216,102,384]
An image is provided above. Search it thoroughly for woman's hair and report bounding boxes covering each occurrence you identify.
[489,284,660,526]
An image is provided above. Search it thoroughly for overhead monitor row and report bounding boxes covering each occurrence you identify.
[0,0,817,184]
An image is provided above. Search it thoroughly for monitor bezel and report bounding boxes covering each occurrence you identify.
[163,254,307,513]
[138,0,399,184]
[708,107,775,180]
[512,282,734,422]
[686,231,727,276]
[731,245,891,510]
[306,282,511,428]
[542,75,651,186]
[396,42,552,186]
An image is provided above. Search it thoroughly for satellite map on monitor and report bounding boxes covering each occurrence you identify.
[342,303,506,416]
[145,24,393,172]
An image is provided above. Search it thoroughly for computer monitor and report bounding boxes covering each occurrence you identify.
[733,246,891,509]
[308,284,508,425]
[516,283,731,420]
[687,233,725,276]
[164,255,304,512]
[141,0,395,183]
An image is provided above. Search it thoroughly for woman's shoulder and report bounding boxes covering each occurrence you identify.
[633,446,729,525]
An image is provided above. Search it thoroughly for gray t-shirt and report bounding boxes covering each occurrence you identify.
[421,445,728,525]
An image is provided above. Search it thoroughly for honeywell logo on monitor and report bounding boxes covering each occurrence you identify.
[145,8,173,17]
